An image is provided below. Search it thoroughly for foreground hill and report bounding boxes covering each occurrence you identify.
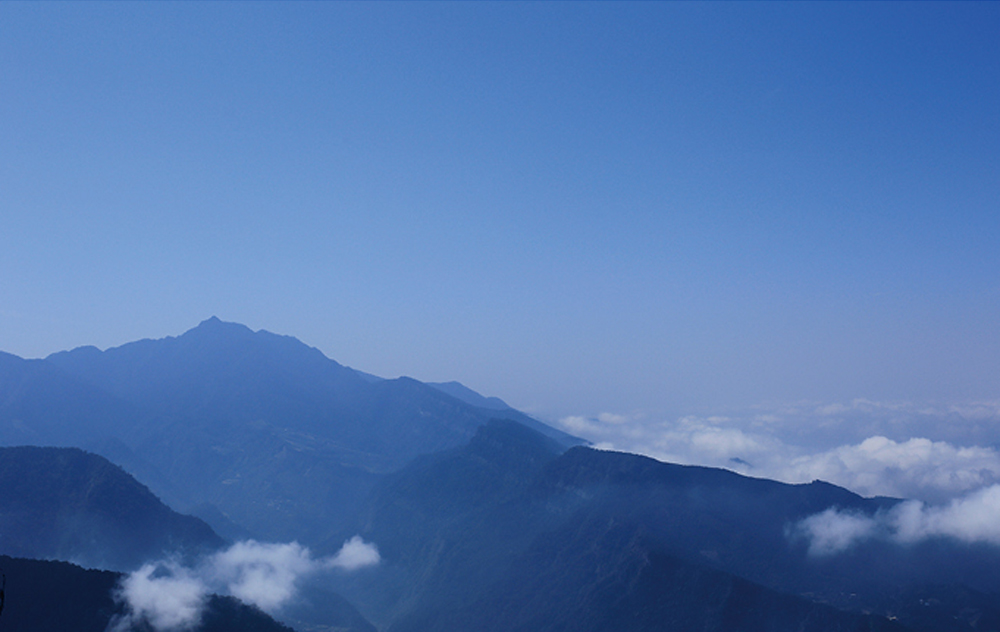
[325,420,999,632]
[0,554,293,632]
[0,447,377,632]
[0,446,222,570]
[0,318,578,543]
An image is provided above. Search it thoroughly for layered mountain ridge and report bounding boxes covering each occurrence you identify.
[2,319,998,632]
[3,317,578,544]
[331,420,1000,632]
[0,446,221,570]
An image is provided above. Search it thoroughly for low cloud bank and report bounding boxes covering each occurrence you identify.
[779,436,1000,502]
[794,484,1000,555]
[560,403,1000,556]
[109,537,380,632]
[557,400,1000,504]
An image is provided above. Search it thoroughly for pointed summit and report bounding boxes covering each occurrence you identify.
[35,319,577,543]
[186,316,254,338]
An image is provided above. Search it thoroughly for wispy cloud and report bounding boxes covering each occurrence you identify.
[109,537,380,632]
[793,507,879,556]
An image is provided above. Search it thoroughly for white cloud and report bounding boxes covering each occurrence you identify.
[110,537,380,632]
[557,404,1000,557]
[208,541,317,613]
[555,401,1000,504]
[558,415,603,435]
[794,508,879,556]
[793,484,1000,555]
[778,437,1000,502]
[108,562,207,632]
[597,412,629,425]
[815,403,850,416]
[893,485,1000,545]
[688,425,766,460]
[326,535,381,571]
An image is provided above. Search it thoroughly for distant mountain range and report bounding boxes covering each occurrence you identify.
[2,319,999,632]
[1,317,579,544]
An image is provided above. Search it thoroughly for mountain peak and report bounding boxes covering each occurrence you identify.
[193,315,248,331]
[183,317,255,342]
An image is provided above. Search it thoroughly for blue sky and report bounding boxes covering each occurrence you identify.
[2,1,998,440]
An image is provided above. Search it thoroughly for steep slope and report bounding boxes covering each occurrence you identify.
[393,519,904,632]
[320,419,568,626]
[537,448,1000,608]
[0,446,223,570]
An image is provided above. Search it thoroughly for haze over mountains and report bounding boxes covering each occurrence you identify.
[0,446,221,570]
[3,317,578,545]
[0,319,998,632]
[333,420,1000,632]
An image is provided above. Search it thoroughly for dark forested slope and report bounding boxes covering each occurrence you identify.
[0,555,293,632]
[0,446,222,570]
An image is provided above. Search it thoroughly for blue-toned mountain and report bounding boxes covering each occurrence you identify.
[1,318,578,543]
[0,554,295,632]
[330,420,1000,632]
[0,446,222,570]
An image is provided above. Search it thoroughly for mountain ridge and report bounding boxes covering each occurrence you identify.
[332,420,1000,632]
[7,320,996,631]
[5,318,579,544]
[0,446,223,570]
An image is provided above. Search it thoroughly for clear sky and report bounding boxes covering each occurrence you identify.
[2,2,999,486]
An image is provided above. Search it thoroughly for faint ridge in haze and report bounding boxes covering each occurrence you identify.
[427,381,512,411]
[0,446,223,570]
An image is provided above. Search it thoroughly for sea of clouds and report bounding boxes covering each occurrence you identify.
[558,399,1000,551]
[558,399,1000,502]
[108,536,380,632]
